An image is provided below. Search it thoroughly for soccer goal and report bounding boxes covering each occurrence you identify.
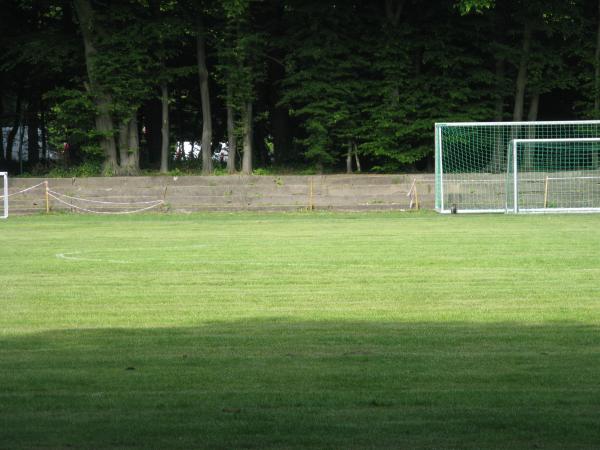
[435,120,600,213]
[1,172,7,219]
[506,138,600,213]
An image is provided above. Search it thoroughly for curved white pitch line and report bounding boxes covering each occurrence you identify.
[56,252,130,264]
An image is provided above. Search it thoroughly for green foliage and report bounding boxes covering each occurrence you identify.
[215,0,267,108]
[456,0,495,15]
[46,159,103,178]
[280,1,504,171]
[280,2,372,167]
[45,88,103,158]
[88,1,188,124]
[170,155,203,174]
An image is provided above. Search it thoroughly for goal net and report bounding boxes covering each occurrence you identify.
[435,121,600,213]
[507,138,600,213]
[0,172,7,219]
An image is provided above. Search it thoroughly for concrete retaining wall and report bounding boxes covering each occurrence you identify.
[4,174,435,215]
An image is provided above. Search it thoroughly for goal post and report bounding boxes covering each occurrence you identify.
[1,172,7,219]
[435,120,600,213]
[507,138,600,213]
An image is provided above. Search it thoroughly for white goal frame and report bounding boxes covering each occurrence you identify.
[509,138,600,214]
[1,172,7,219]
[435,120,600,213]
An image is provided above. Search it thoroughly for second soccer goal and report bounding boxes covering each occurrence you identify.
[507,138,600,213]
[435,120,600,213]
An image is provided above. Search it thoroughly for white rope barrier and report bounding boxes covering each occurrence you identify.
[47,192,164,215]
[1,179,165,215]
[0,182,45,199]
[47,189,165,205]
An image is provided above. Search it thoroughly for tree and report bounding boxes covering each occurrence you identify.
[72,0,119,172]
[280,1,371,172]
[216,0,266,175]
[196,16,213,174]
[1,1,81,171]
[1,0,596,176]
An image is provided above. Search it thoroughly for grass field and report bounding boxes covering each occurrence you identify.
[1,211,599,449]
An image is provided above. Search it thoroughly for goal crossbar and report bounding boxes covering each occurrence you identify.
[437,120,600,127]
[511,137,600,144]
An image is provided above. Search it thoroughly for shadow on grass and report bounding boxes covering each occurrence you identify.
[1,320,599,449]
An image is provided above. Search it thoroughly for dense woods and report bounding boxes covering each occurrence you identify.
[1,0,599,176]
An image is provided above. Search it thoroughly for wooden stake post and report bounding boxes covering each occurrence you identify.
[408,179,419,210]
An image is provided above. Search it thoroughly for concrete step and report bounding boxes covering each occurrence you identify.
[5,174,435,215]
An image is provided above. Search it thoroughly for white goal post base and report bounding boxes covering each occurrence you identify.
[1,172,7,219]
[514,208,600,214]
[438,209,505,214]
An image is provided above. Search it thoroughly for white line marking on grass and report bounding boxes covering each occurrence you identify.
[56,252,131,264]
[55,245,207,265]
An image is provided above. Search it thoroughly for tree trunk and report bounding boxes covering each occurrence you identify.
[73,0,118,172]
[160,83,169,173]
[527,92,539,122]
[494,58,505,121]
[17,123,25,174]
[227,87,237,174]
[27,106,40,167]
[316,160,324,174]
[523,91,540,171]
[353,142,361,172]
[513,22,532,122]
[41,109,47,160]
[595,0,600,115]
[118,121,129,170]
[242,101,253,175]
[6,125,17,163]
[95,99,118,171]
[116,116,139,174]
[127,116,139,172]
[384,0,406,26]
[346,142,353,174]
[5,88,23,163]
[197,25,213,175]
